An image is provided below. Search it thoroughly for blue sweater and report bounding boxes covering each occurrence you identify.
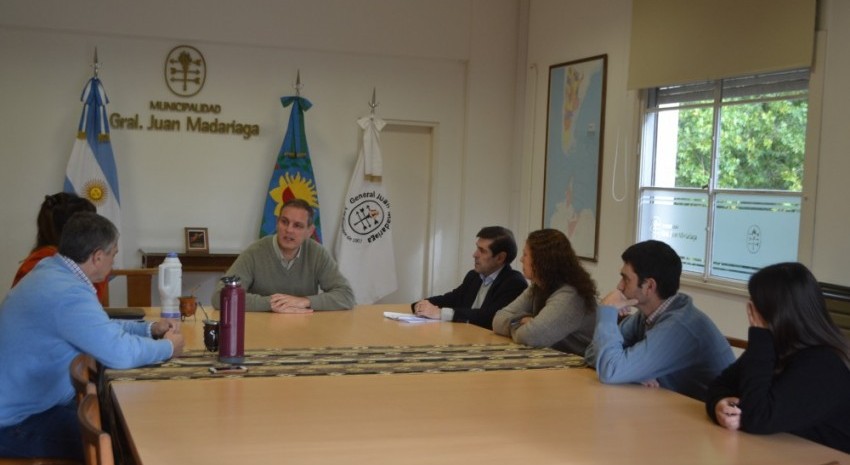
[0,256,173,427]
[585,293,734,400]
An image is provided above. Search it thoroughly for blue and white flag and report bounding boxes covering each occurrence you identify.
[335,115,397,304]
[64,77,123,266]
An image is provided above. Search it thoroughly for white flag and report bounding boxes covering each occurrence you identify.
[335,115,397,304]
[64,77,123,267]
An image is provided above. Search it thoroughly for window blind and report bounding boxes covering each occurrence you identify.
[649,68,810,107]
[628,0,816,90]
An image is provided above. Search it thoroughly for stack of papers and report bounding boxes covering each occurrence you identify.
[382,312,438,324]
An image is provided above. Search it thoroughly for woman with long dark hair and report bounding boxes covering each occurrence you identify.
[492,229,597,354]
[12,192,108,303]
[706,262,850,453]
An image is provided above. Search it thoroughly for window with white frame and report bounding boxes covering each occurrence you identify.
[637,69,810,282]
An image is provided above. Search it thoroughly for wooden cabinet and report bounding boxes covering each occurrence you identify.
[140,250,239,272]
[107,250,240,307]
[108,268,158,307]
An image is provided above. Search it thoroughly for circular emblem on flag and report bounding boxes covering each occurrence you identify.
[164,45,206,97]
[346,199,386,236]
[83,180,109,206]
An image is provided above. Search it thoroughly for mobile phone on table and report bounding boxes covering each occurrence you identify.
[209,365,247,374]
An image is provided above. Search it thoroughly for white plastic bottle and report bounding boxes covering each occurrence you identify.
[158,252,182,323]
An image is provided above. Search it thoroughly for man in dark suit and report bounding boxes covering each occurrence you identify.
[411,226,527,329]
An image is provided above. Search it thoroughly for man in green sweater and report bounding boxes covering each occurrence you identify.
[212,199,355,312]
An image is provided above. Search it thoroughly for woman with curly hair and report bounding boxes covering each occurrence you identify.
[707,262,850,453]
[492,228,597,354]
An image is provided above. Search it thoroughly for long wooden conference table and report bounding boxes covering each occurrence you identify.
[106,305,850,465]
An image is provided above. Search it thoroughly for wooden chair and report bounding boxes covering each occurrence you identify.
[69,354,98,406]
[822,282,850,338]
[77,394,113,465]
[726,336,748,350]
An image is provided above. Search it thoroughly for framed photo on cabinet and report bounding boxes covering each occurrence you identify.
[184,227,209,254]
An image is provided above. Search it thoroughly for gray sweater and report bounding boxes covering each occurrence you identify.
[211,235,355,311]
[492,284,595,354]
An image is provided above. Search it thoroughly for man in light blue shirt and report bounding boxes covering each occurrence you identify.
[585,240,734,400]
[0,212,183,460]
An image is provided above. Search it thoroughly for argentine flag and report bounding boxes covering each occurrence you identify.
[64,77,123,267]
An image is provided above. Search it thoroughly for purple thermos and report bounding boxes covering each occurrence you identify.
[219,276,245,364]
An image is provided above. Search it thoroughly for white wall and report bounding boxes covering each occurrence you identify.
[4,0,847,339]
[523,0,850,339]
[811,0,850,285]
[522,0,636,284]
[0,0,522,304]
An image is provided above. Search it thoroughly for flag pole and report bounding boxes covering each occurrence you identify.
[294,69,302,97]
[369,87,378,115]
[92,47,100,78]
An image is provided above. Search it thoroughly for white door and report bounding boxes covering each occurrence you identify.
[377,123,433,303]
